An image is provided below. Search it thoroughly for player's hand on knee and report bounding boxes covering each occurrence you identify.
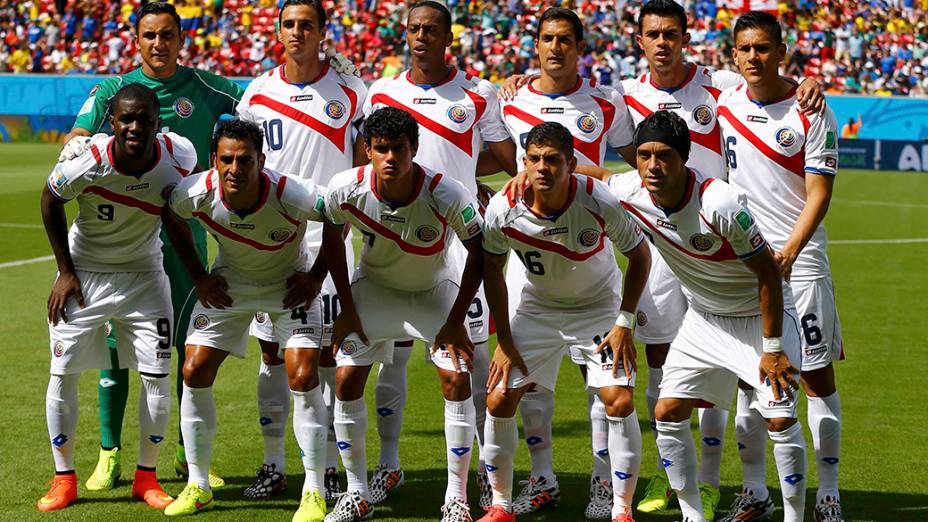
[487,337,527,395]
[759,351,799,401]
[597,325,637,380]
[498,74,532,100]
[283,271,324,310]
[194,274,233,309]
[47,271,84,325]
[433,321,475,373]
[58,133,105,162]
[501,170,530,200]
[330,310,368,356]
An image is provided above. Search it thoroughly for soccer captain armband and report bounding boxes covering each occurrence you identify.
[762,337,783,353]
[615,310,636,330]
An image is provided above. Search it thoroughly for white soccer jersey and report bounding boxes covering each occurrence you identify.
[620,64,740,177]
[608,170,771,316]
[170,168,325,284]
[717,83,839,281]
[484,174,642,310]
[363,67,510,196]
[499,76,634,166]
[47,133,197,273]
[324,163,483,292]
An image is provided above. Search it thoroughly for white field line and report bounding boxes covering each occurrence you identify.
[830,238,928,245]
[0,223,44,229]
[832,199,928,209]
[0,255,54,269]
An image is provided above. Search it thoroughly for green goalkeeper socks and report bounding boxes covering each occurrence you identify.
[98,367,129,450]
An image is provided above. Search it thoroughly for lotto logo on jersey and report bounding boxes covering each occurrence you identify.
[413,98,436,104]
[659,102,682,110]
[416,225,439,242]
[541,107,565,114]
[692,105,713,125]
[750,233,765,249]
[53,341,65,357]
[447,105,468,123]
[576,114,596,134]
[775,127,797,147]
[747,115,768,123]
[173,97,195,118]
[193,314,210,330]
[291,94,313,102]
[689,233,715,251]
[325,100,346,120]
[269,228,293,242]
[825,156,837,168]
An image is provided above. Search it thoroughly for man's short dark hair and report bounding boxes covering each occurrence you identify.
[525,122,574,159]
[734,10,783,47]
[110,83,159,116]
[634,111,691,162]
[278,0,327,29]
[637,0,688,33]
[536,7,583,43]
[135,2,182,34]
[363,107,419,149]
[408,1,452,33]
[211,118,265,156]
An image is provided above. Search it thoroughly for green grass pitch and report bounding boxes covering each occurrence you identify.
[0,143,926,521]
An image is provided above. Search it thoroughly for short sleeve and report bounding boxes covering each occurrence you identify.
[437,176,484,242]
[361,78,386,119]
[347,75,368,126]
[605,87,634,149]
[72,79,116,133]
[162,132,199,176]
[710,69,744,91]
[47,150,100,201]
[708,182,768,259]
[168,175,200,220]
[235,81,256,122]
[475,81,511,143]
[481,195,511,256]
[323,171,355,227]
[804,107,839,176]
[282,176,326,223]
[605,171,640,202]
[593,179,642,253]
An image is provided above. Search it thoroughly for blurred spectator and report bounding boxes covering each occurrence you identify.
[841,115,862,139]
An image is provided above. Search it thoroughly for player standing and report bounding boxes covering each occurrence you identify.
[478,122,650,522]
[361,0,516,507]
[164,119,330,520]
[609,111,808,522]
[37,84,197,512]
[235,0,367,502]
[717,12,844,522]
[322,107,486,522]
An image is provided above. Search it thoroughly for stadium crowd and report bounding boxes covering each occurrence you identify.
[2,0,928,96]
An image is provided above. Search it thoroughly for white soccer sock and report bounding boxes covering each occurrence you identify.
[590,391,611,480]
[375,341,411,469]
[518,388,555,483]
[319,365,339,470]
[769,422,807,522]
[334,397,369,498]
[656,419,704,522]
[257,361,289,473]
[137,374,171,469]
[734,388,768,499]
[444,398,476,503]
[697,407,727,488]
[292,386,328,494]
[484,414,518,510]
[469,341,489,472]
[46,373,79,472]
[645,367,663,471]
[607,412,642,515]
[180,385,217,490]
[807,392,841,503]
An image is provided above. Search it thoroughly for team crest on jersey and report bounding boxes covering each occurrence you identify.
[576,114,596,134]
[325,100,346,119]
[775,127,797,147]
[173,97,195,118]
[689,233,715,251]
[416,224,439,242]
[255,312,267,324]
[578,228,600,247]
[447,105,468,123]
[193,314,210,330]
[53,341,65,357]
[636,310,648,327]
[340,339,358,355]
[692,105,712,125]
[269,228,293,242]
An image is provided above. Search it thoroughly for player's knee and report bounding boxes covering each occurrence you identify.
[260,341,284,366]
[766,416,798,433]
[439,370,472,401]
[655,398,691,422]
[182,355,213,388]
[486,389,518,417]
[334,367,367,401]
[288,365,319,392]
[599,386,635,417]
[801,363,836,397]
[645,343,671,367]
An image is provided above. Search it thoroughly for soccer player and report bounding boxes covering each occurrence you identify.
[164,119,330,520]
[235,0,367,502]
[361,0,516,507]
[609,111,807,522]
[495,8,637,517]
[61,1,243,490]
[38,83,197,512]
[717,12,844,522]
[322,107,485,522]
[478,122,650,522]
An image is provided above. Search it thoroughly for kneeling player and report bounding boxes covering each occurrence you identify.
[165,119,330,521]
[478,122,650,522]
[38,84,197,512]
[322,107,485,522]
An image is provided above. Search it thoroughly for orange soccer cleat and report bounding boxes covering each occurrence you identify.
[36,473,78,512]
[132,469,174,509]
[477,505,516,522]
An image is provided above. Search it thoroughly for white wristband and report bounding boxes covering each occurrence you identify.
[762,337,783,353]
[615,310,635,329]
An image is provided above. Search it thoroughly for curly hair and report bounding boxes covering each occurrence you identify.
[362,107,419,149]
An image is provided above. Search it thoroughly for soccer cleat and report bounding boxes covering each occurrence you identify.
[293,489,327,522]
[611,511,636,522]
[85,447,121,491]
[512,475,560,514]
[441,497,473,522]
[324,490,374,522]
[368,464,404,504]
[324,467,342,504]
[718,489,775,522]
[476,505,515,522]
[814,497,845,522]
[36,473,77,512]
[164,483,214,516]
[636,474,673,513]
[243,463,287,499]
[699,482,721,521]
[584,476,613,520]
[476,470,493,510]
[174,446,225,489]
[131,469,173,509]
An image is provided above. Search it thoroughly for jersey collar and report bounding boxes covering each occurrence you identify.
[370,164,426,209]
[405,67,456,90]
[217,168,271,218]
[745,81,798,107]
[649,168,696,216]
[649,63,697,94]
[279,63,330,87]
[522,175,578,221]
[106,137,162,178]
[526,75,583,99]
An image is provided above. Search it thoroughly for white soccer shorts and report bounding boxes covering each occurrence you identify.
[635,245,688,345]
[660,307,802,419]
[449,235,489,344]
[791,276,844,371]
[48,270,172,375]
[185,274,323,358]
